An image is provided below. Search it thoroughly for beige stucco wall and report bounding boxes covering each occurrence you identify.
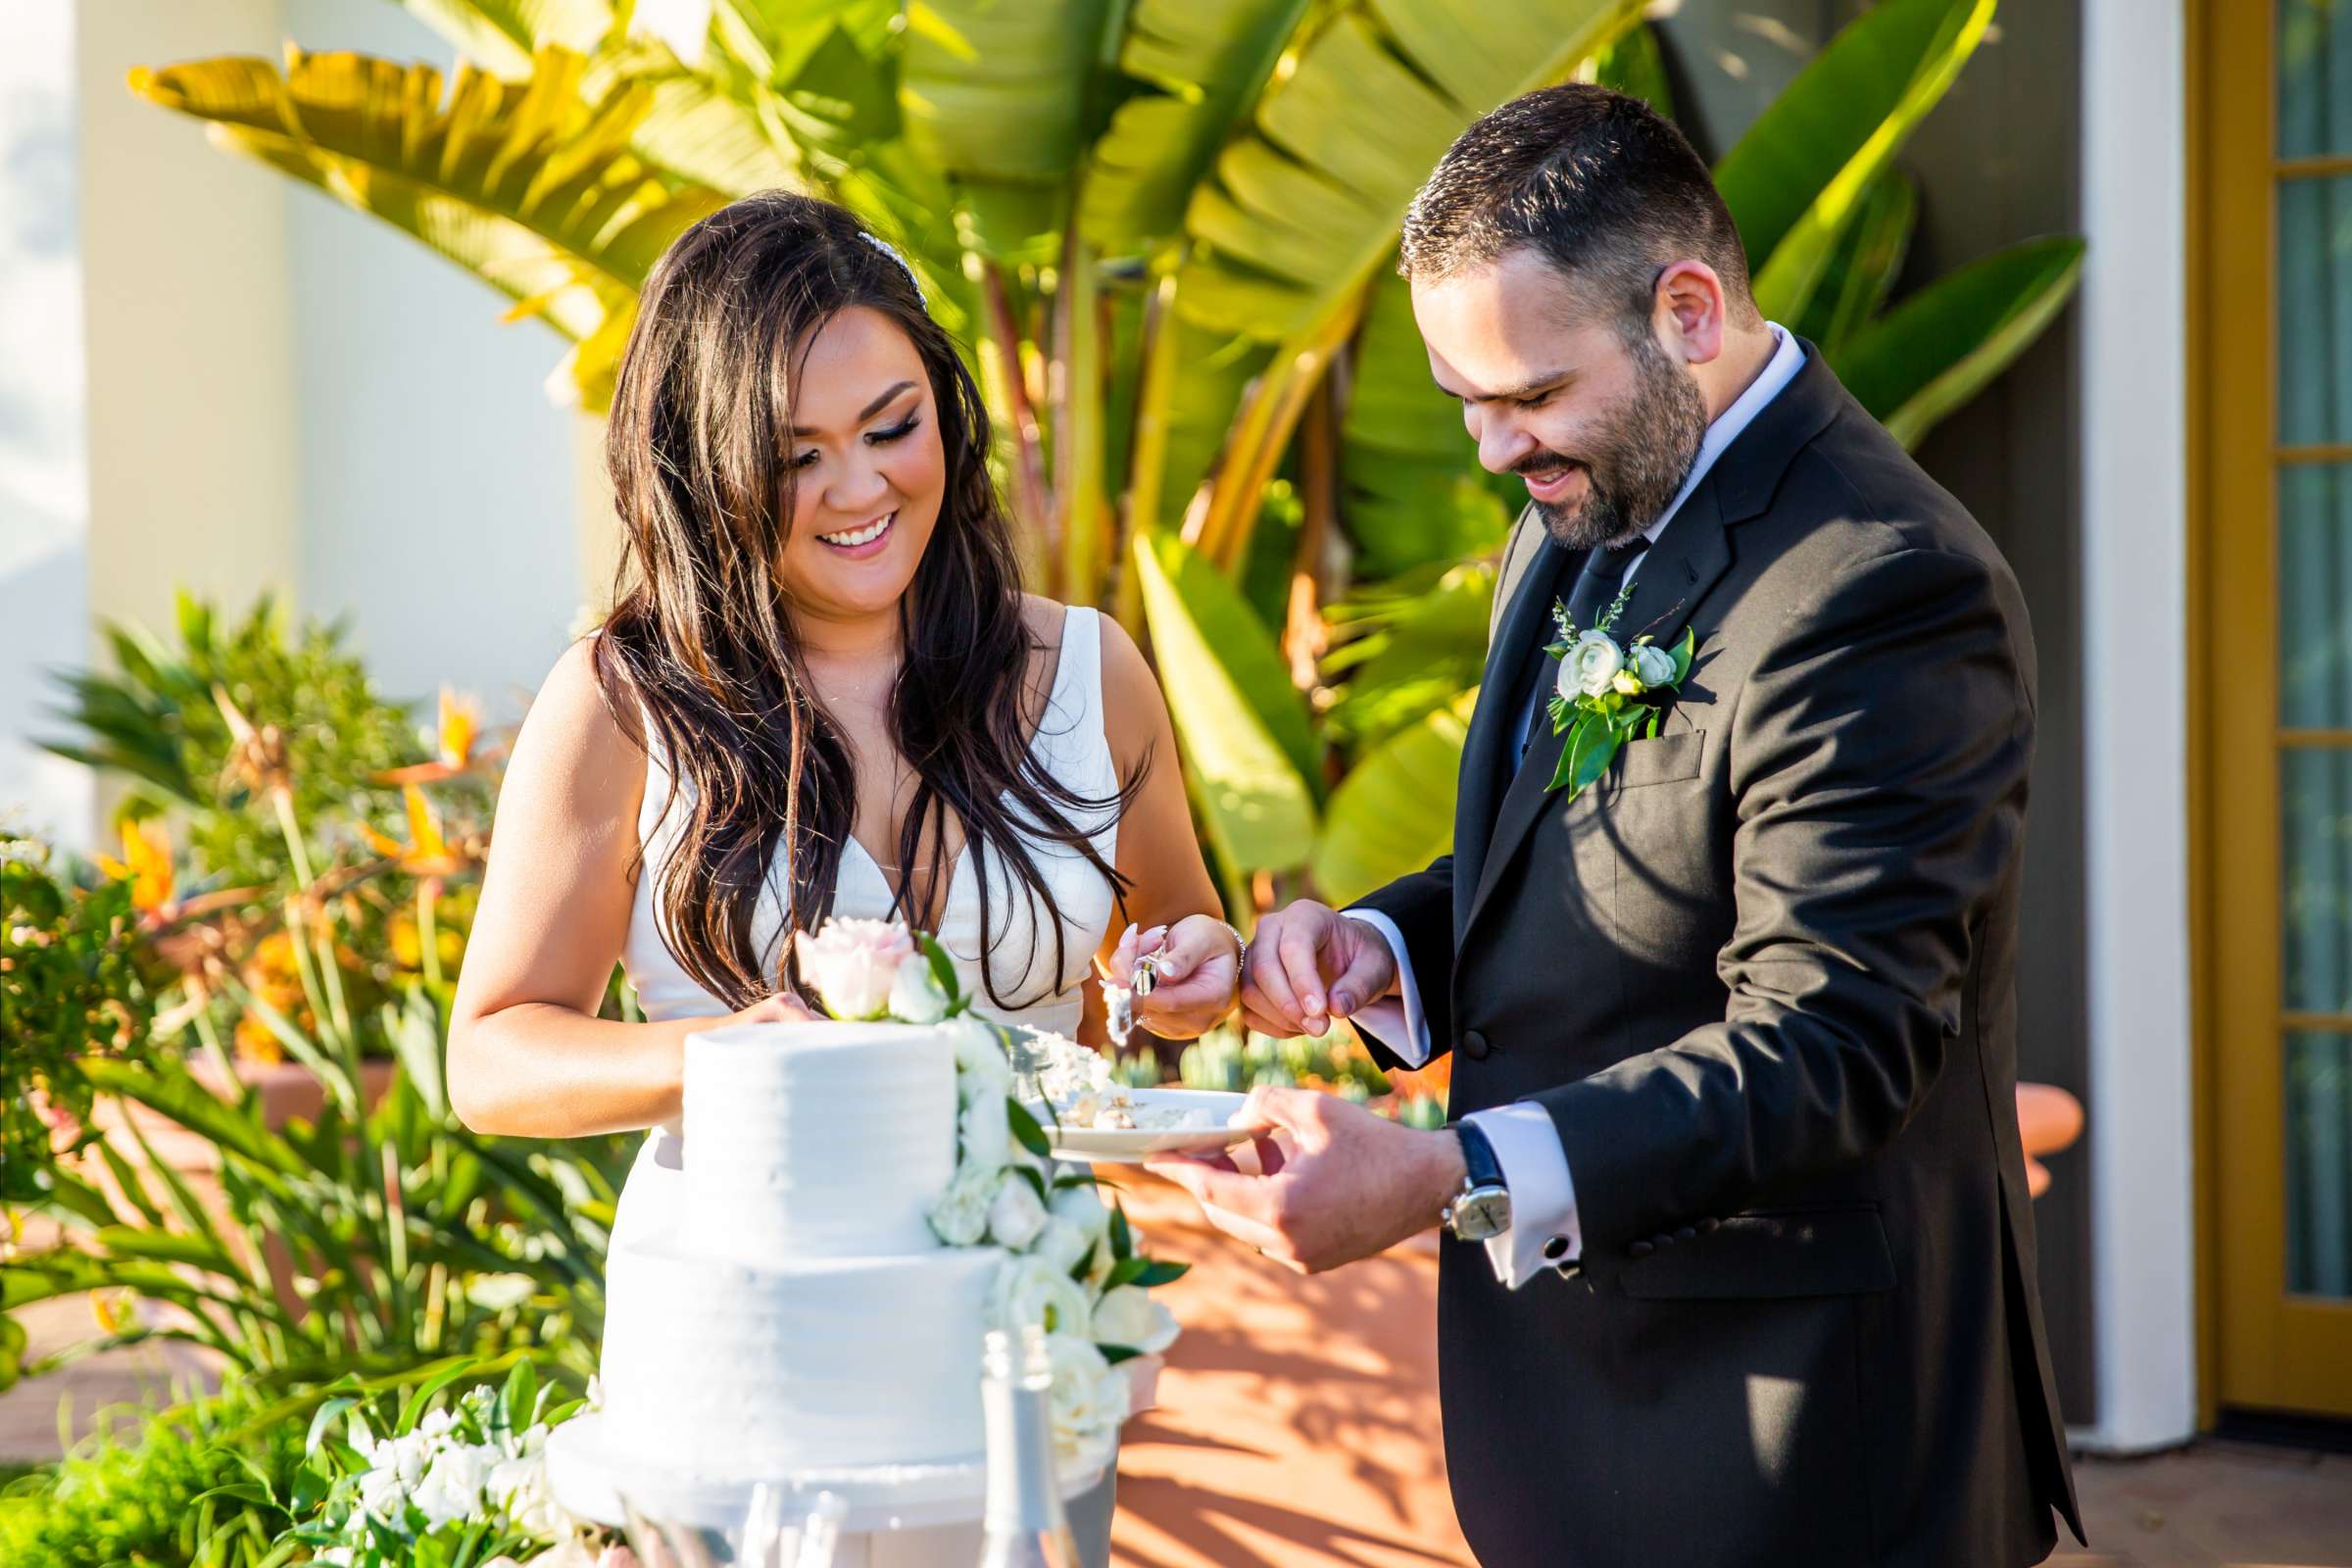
[77,0,297,658]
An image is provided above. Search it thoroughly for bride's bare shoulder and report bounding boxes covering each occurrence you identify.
[509,634,649,821]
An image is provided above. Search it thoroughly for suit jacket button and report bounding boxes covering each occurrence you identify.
[1463,1029,1492,1060]
[1629,1239,1654,1258]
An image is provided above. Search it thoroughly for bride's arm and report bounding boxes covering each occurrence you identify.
[1095,616,1239,1039]
[447,638,796,1138]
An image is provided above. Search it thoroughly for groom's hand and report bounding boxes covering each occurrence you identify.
[1242,902,1397,1038]
[1146,1087,1466,1274]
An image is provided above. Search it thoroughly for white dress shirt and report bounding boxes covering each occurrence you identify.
[1347,323,1806,1289]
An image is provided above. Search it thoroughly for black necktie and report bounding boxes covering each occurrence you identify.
[1522,537,1649,760]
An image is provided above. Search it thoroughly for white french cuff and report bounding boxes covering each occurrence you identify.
[1335,907,1582,1292]
[1335,907,1432,1064]
[1460,1102,1583,1290]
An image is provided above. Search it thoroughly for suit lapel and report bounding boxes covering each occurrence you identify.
[1453,530,1570,928]
[1462,477,1736,940]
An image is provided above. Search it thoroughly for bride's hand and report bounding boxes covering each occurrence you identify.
[1108,915,1241,1040]
[723,993,814,1028]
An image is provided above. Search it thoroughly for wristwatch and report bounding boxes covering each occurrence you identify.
[1441,1119,1511,1243]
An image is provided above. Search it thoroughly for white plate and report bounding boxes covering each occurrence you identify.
[1031,1089,1255,1164]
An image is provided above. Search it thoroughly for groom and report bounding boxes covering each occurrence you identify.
[1148,86,2082,1567]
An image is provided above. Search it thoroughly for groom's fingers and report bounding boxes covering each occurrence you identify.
[1324,934,1394,1021]
[1145,1152,1278,1226]
[1245,922,1308,1034]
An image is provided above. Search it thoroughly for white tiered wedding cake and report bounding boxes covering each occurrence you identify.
[598,1019,1008,1475]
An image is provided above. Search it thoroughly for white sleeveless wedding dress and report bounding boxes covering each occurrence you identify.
[604,604,1123,1561]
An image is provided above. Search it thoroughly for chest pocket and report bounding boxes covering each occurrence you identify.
[1611,728,1704,789]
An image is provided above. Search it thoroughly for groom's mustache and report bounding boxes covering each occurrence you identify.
[1510,452,1581,476]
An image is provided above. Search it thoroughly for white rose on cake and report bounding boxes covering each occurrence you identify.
[887,952,951,1023]
[1030,1216,1095,1276]
[959,1094,1011,1172]
[947,1016,1014,1099]
[1044,1335,1130,1458]
[928,1163,998,1246]
[996,1253,1093,1340]
[1051,1179,1110,1250]
[793,918,913,1019]
[1090,1284,1179,1354]
[987,1173,1050,1250]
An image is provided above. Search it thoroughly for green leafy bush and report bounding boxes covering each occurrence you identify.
[0,1385,304,1568]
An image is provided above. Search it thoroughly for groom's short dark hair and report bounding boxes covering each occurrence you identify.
[1400,85,1761,335]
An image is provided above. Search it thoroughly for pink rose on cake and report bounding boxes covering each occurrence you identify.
[793,917,917,1019]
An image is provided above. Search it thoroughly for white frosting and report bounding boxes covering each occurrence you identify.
[601,1240,1004,1473]
[680,1021,956,1261]
[601,1018,1006,1479]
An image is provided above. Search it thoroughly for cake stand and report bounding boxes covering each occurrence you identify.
[546,1412,1109,1568]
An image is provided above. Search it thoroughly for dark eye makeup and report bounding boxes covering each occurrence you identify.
[790,413,923,469]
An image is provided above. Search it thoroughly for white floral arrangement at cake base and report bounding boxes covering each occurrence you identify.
[795,916,1188,1462]
[284,1362,594,1567]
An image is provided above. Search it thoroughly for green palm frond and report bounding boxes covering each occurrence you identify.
[130,44,734,410]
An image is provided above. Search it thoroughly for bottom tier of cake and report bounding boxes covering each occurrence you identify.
[599,1239,1007,1476]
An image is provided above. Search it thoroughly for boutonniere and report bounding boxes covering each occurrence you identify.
[1544,585,1696,801]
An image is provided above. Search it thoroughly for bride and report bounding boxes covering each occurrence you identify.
[445,191,1242,1559]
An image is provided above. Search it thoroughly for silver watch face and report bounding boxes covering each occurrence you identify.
[1449,1186,1511,1242]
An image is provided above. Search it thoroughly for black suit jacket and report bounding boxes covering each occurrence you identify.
[1356,349,2082,1568]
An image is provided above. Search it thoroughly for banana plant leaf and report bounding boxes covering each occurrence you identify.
[1130,529,1319,873]
[1310,685,1479,905]
[1586,17,1671,116]
[1321,560,1496,746]
[130,45,734,410]
[1831,234,2085,450]
[1714,0,1994,326]
[394,0,617,74]
[1340,268,1515,577]
[900,0,1111,257]
[1079,0,1310,257]
[1792,166,1917,354]
[1172,0,1642,341]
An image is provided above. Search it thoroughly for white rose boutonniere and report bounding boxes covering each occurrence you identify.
[1543,583,1697,803]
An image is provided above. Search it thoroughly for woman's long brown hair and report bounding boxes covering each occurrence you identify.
[590,191,1134,1010]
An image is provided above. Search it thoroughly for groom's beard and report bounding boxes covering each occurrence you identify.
[1524,335,1709,553]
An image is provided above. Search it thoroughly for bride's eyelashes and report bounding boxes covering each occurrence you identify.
[788,416,924,470]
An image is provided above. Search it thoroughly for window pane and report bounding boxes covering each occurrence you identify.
[2281,0,2352,160]
[2287,1030,2352,1298]
[2279,466,2352,726]
[2283,749,2352,1013]
[2278,179,2352,446]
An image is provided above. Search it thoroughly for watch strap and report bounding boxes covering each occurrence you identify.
[1452,1118,1506,1193]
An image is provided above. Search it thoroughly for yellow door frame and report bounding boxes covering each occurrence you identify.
[2196,0,2352,1421]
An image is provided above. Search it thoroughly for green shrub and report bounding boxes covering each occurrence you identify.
[0,1385,303,1568]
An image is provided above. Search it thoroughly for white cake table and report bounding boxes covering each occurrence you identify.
[547,1412,1109,1567]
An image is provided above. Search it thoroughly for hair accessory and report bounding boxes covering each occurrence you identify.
[858,231,926,305]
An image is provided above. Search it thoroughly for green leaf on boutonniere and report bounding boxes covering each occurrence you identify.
[1670,625,1696,683]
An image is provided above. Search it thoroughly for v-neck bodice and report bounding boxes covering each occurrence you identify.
[618,606,1119,1054]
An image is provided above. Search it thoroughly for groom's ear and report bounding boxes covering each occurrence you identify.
[1653,259,1730,366]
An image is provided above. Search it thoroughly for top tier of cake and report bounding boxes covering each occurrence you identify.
[680,1020,956,1262]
